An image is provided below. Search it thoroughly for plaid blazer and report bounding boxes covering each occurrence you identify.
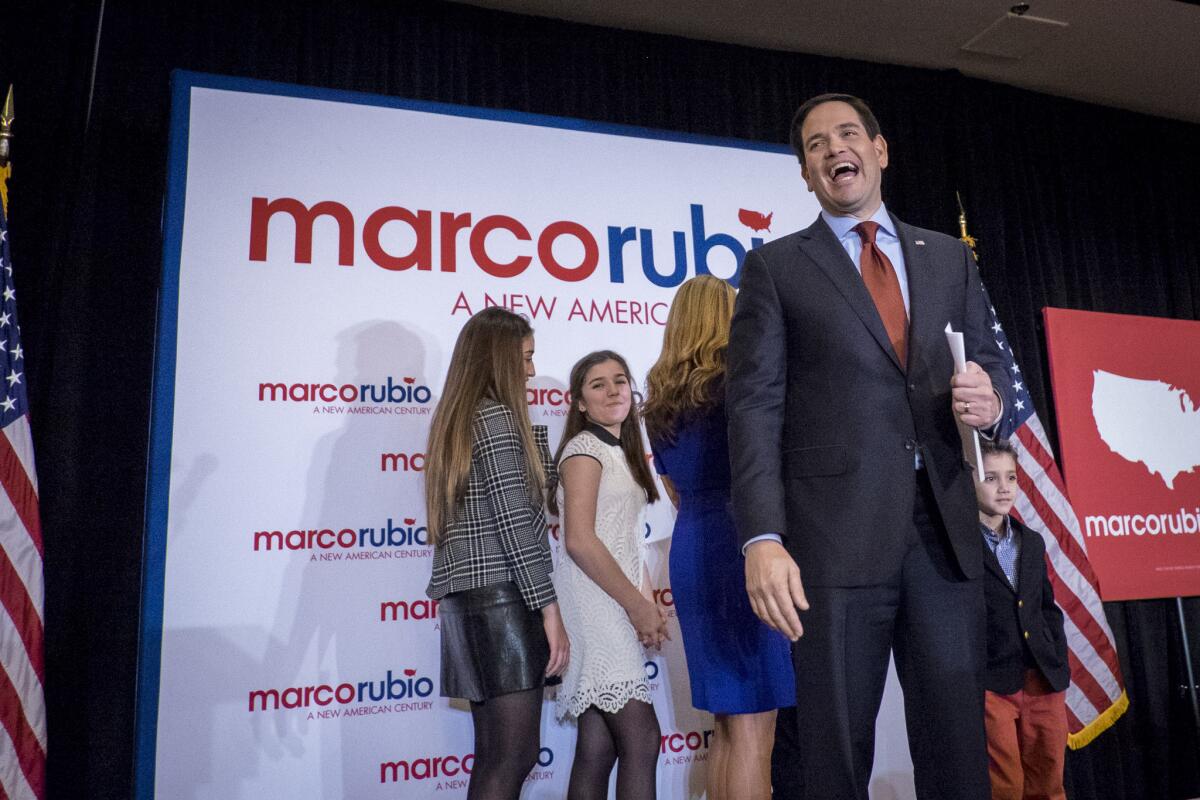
[426,399,557,610]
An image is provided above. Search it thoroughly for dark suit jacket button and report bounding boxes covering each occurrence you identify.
[908,383,917,391]
[904,439,915,452]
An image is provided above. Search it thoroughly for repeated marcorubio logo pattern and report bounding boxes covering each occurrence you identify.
[258,376,433,405]
[248,668,436,713]
[379,747,555,784]
[253,517,429,552]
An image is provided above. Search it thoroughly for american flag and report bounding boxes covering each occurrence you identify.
[0,177,46,797]
[983,286,1128,748]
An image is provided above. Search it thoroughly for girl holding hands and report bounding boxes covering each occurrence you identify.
[548,350,666,800]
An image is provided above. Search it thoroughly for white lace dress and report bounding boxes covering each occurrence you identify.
[554,428,651,721]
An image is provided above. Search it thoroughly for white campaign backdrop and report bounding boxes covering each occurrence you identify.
[141,72,916,800]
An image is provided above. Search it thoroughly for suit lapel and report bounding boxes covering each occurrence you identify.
[797,217,904,373]
[894,215,934,375]
[1014,523,1042,595]
[983,543,1017,594]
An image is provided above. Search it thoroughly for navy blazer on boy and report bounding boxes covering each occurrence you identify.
[983,516,1070,695]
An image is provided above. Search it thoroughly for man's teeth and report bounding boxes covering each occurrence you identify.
[831,162,858,178]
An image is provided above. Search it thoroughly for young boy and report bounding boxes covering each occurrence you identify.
[975,439,1070,800]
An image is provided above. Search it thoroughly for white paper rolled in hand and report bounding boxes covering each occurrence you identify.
[945,323,985,479]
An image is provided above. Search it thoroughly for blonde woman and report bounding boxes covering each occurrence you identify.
[643,275,794,800]
[425,307,569,800]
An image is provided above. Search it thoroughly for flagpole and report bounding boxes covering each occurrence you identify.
[1176,599,1200,753]
[1,85,12,168]
[956,191,977,261]
[0,86,12,215]
[0,82,46,799]
[0,85,11,163]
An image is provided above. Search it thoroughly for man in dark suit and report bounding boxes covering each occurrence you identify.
[727,93,1014,799]
[975,438,1070,800]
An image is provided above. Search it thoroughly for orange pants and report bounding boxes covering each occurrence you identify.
[984,670,1067,800]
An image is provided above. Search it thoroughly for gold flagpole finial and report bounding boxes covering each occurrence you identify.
[956,190,978,260]
[0,85,12,167]
[0,85,11,213]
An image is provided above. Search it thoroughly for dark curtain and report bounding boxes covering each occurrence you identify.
[1,1,1198,797]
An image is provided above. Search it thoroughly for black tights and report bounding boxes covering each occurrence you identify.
[568,700,661,800]
[467,687,543,800]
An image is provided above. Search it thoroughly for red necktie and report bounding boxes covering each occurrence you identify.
[853,221,908,368]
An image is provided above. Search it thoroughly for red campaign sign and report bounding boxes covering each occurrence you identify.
[1044,308,1200,600]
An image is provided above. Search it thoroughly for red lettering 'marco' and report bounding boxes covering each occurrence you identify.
[527,387,571,407]
[249,197,597,282]
[380,748,553,782]
[380,599,439,622]
[379,754,475,783]
[381,452,426,472]
[660,729,715,754]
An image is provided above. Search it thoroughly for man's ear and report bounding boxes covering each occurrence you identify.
[875,135,889,170]
[800,161,814,192]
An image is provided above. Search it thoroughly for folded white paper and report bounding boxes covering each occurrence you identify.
[945,323,985,480]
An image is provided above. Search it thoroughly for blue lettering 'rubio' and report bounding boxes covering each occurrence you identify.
[607,205,764,288]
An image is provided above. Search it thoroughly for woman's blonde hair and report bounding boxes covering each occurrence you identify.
[424,308,544,545]
[642,275,736,443]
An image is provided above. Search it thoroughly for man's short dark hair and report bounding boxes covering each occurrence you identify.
[980,437,1018,461]
[789,93,883,164]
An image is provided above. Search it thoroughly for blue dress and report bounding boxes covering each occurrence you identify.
[650,405,795,714]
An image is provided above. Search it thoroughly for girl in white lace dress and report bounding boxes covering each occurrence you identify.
[546,350,668,800]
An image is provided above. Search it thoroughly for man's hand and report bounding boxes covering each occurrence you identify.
[951,361,999,429]
[745,540,809,641]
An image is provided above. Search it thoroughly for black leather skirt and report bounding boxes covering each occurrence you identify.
[438,581,550,702]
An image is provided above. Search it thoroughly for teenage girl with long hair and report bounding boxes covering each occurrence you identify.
[546,350,665,800]
[425,307,569,800]
[642,275,795,800]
